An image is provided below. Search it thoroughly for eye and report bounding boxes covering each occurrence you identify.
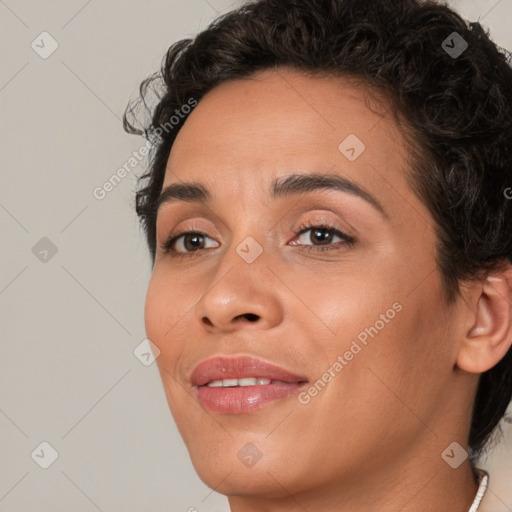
[290,222,356,252]
[160,229,219,256]
[159,222,356,258]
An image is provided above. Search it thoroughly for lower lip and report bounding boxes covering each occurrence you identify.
[196,383,305,414]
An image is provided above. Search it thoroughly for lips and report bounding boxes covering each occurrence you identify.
[190,355,309,414]
[190,355,308,387]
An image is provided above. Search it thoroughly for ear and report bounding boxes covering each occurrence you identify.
[456,260,512,374]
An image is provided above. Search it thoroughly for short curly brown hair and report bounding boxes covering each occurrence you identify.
[123,0,512,458]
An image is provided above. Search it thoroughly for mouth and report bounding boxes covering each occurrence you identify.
[195,382,308,414]
[202,377,300,387]
[190,355,309,414]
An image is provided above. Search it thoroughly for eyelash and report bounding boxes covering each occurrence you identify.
[159,221,356,258]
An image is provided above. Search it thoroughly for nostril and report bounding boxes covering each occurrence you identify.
[202,317,214,326]
[238,313,259,322]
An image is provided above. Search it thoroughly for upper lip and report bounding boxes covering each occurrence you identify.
[190,355,309,387]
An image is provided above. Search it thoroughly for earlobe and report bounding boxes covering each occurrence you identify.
[456,261,512,374]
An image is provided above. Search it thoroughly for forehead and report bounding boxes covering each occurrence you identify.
[163,68,414,216]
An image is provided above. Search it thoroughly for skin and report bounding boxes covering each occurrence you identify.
[144,67,512,511]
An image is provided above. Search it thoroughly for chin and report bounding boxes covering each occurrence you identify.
[194,463,297,500]
[186,445,298,498]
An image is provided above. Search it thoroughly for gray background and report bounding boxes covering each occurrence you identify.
[1,1,511,511]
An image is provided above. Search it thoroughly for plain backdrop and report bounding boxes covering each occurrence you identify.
[1,1,511,511]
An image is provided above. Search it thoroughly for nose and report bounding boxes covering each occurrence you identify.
[201,312,260,327]
[194,266,284,333]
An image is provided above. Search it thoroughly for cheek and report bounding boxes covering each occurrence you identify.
[144,266,194,337]
[144,276,167,345]
[144,271,190,374]
[299,256,447,409]
[290,259,402,341]
[339,278,455,431]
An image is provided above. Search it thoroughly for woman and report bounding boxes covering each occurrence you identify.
[124,0,512,510]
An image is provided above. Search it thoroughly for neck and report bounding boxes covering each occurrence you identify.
[227,446,479,512]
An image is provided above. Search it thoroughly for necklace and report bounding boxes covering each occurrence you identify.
[468,469,489,512]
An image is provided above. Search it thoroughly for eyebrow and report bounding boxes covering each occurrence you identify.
[155,172,388,219]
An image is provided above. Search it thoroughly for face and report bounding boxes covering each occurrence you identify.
[145,68,462,499]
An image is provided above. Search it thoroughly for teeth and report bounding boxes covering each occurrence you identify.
[206,377,285,387]
[239,377,257,386]
[222,378,238,387]
[207,380,224,387]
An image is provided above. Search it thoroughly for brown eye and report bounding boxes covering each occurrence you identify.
[161,230,219,255]
[291,223,356,252]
